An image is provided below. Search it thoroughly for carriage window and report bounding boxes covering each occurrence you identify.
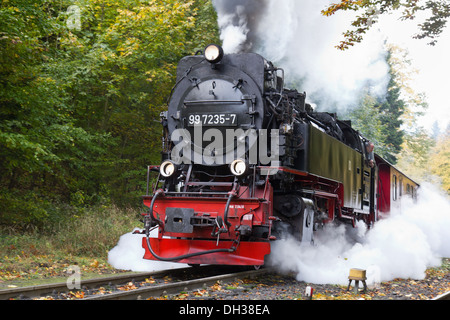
[393,175,398,201]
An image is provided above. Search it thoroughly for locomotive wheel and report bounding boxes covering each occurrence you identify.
[273,195,315,244]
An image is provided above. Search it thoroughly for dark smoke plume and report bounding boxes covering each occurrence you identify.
[212,0,269,53]
[212,0,390,113]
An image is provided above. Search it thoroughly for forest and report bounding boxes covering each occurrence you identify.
[1,0,220,230]
[1,0,449,232]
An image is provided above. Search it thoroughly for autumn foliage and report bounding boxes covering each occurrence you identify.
[0,0,220,229]
[322,0,450,49]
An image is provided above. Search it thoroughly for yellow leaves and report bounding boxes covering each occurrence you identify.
[146,64,176,83]
[97,0,199,63]
[68,291,85,299]
[321,0,364,16]
[100,51,118,62]
[6,6,21,13]
[35,76,56,86]
[33,291,85,300]
[60,31,85,50]
[210,282,223,292]
[117,38,140,58]
[145,70,157,83]
[117,9,136,17]
[89,260,99,268]
[118,282,138,291]
[144,276,156,284]
[96,287,111,295]
[321,0,378,49]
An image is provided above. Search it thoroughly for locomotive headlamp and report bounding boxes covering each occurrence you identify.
[230,159,249,177]
[160,160,177,178]
[204,44,224,64]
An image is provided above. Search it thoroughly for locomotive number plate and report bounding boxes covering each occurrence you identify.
[187,113,238,127]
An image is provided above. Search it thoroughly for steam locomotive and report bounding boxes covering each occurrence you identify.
[139,44,419,266]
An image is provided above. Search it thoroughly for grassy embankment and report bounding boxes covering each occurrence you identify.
[0,205,142,288]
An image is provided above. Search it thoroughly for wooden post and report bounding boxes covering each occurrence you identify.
[347,269,367,294]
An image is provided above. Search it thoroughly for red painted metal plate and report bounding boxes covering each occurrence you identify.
[142,237,271,266]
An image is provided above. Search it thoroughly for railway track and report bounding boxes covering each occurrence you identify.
[2,265,448,301]
[86,267,267,300]
[433,291,450,300]
[0,266,267,300]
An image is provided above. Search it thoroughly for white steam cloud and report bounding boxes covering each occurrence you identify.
[217,5,249,54]
[268,184,450,285]
[212,0,390,112]
[108,228,187,272]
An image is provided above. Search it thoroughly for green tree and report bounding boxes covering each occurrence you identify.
[346,93,389,157]
[1,0,221,228]
[57,0,219,203]
[375,65,405,164]
[0,0,111,225]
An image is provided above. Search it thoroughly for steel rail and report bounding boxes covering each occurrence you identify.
[83,268,268,300]
[0,268,189,300]
[433,291,450,300]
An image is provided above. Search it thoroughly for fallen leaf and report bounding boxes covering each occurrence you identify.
[90,260,99,268]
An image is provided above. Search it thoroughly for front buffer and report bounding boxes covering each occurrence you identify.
[141,189,272,266]
[142,237,270,266]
